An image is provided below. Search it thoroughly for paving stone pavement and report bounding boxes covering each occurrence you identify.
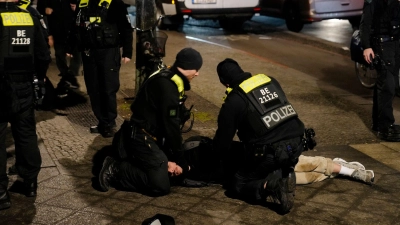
[2,30,400,225]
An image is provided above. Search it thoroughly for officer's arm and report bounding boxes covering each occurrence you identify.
[213,94,244,159]
[33,17,51,80]
[154,79,188,169]
[115,0,133,59]
[65,9,79,56]
[360,0,374,50]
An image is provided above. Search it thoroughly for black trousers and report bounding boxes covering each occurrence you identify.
[115,128,170,196]
[372,40,400,130]
[230,137,301,202]
[0,107,41,189]
[54,40,81,77]
[81,47,121,128]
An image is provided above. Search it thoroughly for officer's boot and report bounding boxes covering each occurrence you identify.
[23,180,38,197]
[265,169,295,214]
[99,156,119,192]
[0,187,11,210]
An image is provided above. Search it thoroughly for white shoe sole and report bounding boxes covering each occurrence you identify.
[333,158,366,170]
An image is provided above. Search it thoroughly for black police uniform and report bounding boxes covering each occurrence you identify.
[44,0,81,92]
[360,0,400,139]
[67,0,133,136]
[0,1,51,206]
[213,73,305,202]
[110,67,190,196]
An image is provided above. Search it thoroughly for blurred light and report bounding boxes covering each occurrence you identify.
[181,9,192,14]
[253,7,261,12]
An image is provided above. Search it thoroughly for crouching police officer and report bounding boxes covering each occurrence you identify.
[0,0,51,210]
[98,48,203,196]
[213,58,306,214]
[66,0,133,138]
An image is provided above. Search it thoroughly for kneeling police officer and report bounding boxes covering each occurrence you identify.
[213,58,306,214]
[0,0,51,210]
[98,48,203,196]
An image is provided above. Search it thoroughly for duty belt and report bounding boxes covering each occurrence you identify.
[372,36,399,43]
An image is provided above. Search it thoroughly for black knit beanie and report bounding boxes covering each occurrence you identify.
[174,48,203,71]
[217,58,248,85]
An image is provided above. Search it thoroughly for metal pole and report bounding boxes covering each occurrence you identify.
[135,0,157,94]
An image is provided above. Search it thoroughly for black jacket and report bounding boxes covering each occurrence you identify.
[213,74,304,160]
[130,67,190,167]
[41,0,75,43]
[67,0,133,58]
[0,2,51,116]
[360,0,400,49]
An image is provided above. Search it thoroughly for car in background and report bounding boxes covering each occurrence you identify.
[258,0,363,32]
[156,0,261,30]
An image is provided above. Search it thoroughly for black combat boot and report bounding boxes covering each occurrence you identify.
[0,190,11,210]
[378,124,400,142]
[99,156,119,192]
[24,180,38,197]
[265,169,295,214]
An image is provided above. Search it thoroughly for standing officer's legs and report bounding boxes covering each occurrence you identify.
[69,46,82,77]
[0,121,11,210]
[373,41,400,140]
[11,108,41,184]
[97,47,121,129]
[0,121,9,190]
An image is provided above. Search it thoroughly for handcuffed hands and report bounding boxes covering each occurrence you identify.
[180,178,208,188]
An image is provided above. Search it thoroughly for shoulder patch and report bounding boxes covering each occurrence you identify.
[168,106,178,117]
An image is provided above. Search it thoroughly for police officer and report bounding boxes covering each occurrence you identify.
[0,0,51,210]
[213,58,305,214]
[44,0,81,97]
[66,0,133,137]
[360,0,400,141]
[97,48,203,196]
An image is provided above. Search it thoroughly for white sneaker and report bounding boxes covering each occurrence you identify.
[350,169,375,184]
[333,158,365,170]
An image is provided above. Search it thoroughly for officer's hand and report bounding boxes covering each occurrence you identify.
[45,7,53,15]
[168,161,183,177]
[66,53,73,58]
[48,35,54,48]
[122,57,131,64]
[180,178,208,188]
[363,48,374,64]
[70,4,77,11]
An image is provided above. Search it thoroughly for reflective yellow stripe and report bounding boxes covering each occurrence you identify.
[79,0,89,8]
[223,87,233,101]
[98,0,112,8]
[89,17,101,23]
[1,12,33,26]
[239,74,271,93]
[18,0,30,10]
[170,74,185,99]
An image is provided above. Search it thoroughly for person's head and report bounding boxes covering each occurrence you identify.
[216,58,248,87]
[168,162,183,177]
[173,48,203,83]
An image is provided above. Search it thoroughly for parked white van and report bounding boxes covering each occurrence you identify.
[259,0,364,32]
[156,0,261,30]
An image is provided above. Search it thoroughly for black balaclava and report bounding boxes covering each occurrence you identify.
[217,58,251,87]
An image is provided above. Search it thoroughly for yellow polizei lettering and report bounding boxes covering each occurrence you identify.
[240,74,271,93]
[1,12,33,26]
